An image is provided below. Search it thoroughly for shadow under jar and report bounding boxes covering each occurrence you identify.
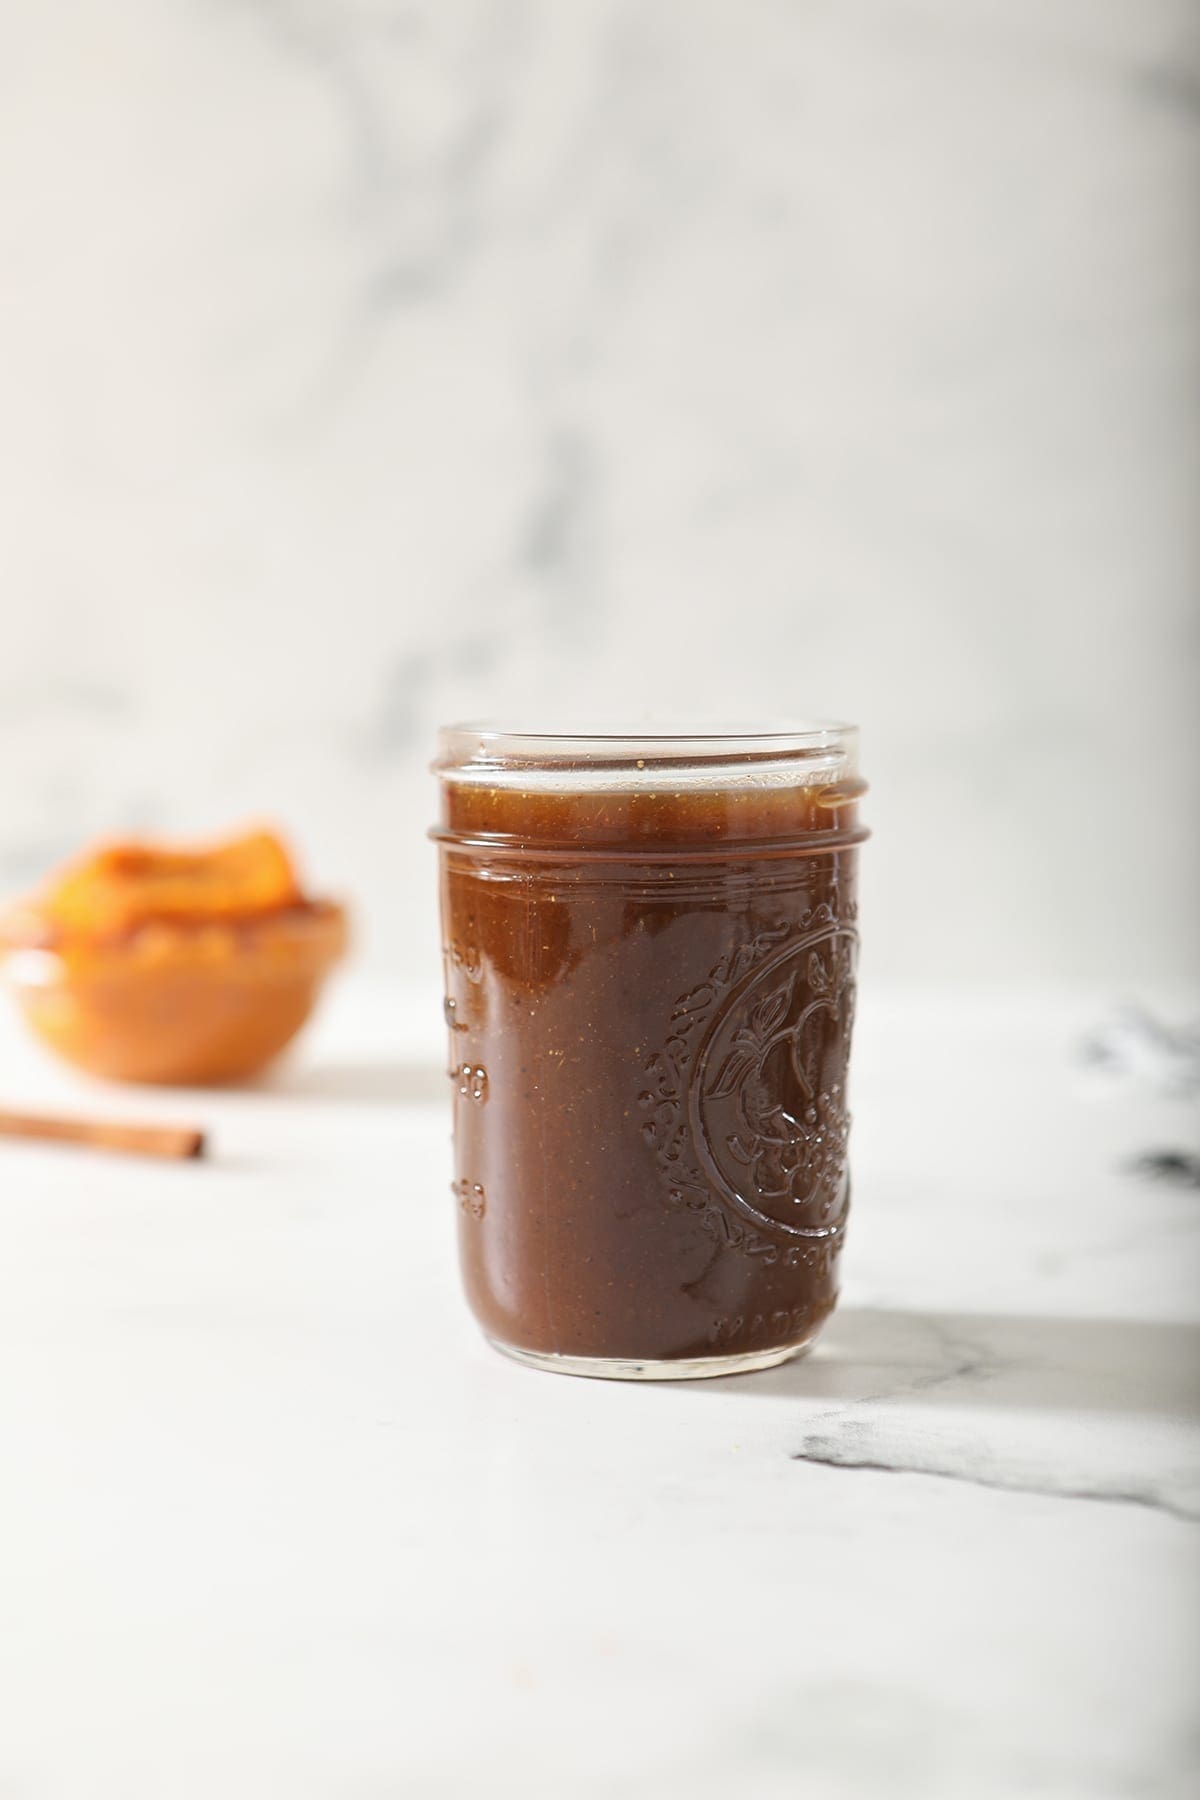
[432,725,868,1380]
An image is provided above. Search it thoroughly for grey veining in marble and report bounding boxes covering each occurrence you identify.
[785,1308,1200,1521]
[0,0,1197,986]
[0,985,1196,1798]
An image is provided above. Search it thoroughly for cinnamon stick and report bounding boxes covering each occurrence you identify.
[0,1108,206,1161]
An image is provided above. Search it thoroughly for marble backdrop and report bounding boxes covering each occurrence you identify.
[0,0,1196,984]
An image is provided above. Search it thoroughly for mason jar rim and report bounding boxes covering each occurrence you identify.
[434,720,859,790]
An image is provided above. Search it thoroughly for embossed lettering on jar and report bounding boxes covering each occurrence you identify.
[431,725,868,1381]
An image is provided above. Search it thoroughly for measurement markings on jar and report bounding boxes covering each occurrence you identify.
[451,1063,489,1103]
[451,1179,486,1219]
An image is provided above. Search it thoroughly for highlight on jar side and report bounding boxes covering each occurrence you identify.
[431,723,868,1381]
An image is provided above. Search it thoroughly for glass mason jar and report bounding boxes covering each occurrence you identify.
[431,724,867,1380]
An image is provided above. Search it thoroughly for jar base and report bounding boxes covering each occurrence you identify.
[485,1335,818,1382]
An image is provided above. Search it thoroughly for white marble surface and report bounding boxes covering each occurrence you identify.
[1,0,1198,986]
[0,981,1196,1797]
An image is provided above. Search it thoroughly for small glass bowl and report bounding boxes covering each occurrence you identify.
[3,902,347,1085]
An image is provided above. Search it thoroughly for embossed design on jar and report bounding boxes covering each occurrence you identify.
[452,1178,486,1219]
[709,1304,819,1347]
[639,899,856,1261]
